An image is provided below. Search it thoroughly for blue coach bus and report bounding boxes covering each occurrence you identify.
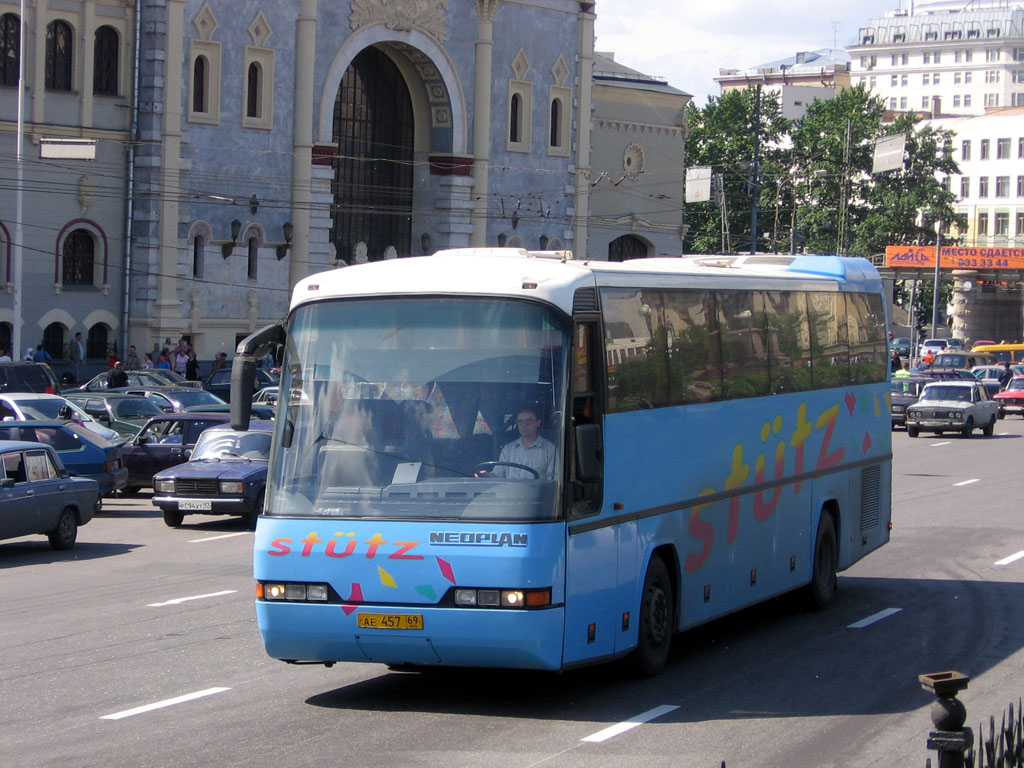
[231,248,892,676]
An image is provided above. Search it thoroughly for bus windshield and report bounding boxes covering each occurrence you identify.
[267,297,569,521]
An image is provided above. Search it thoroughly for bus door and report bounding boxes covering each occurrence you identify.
[562,315,621,666]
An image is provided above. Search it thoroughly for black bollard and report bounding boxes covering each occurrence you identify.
[920,671,973,768]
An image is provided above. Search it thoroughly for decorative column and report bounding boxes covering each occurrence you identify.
[154,0,187,336]
[290,0,318,288]
[31,0,46,124]
[80,0,95,127]
[470,0,500,247]
[574,4,595,258]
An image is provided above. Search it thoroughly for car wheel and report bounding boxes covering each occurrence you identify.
[632,555,674,677]
[806,511,838,611]
[998,409,1006,420]
[243,490,264,531]
[121,485,141,497]
[961,417,974,438]
[162,509,185,528]
[983,416,995,437]
[907,426,919,438]
[47,508,78,550]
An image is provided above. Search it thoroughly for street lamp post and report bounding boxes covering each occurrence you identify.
[12,0,25,358]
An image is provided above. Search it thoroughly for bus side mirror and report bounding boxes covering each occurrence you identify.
[231,360,257,430]
[575,424,602,482]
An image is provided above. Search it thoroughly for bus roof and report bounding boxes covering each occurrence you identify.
[291,250,883,316]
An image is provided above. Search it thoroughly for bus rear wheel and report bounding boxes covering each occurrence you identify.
[806,512,837,610]
[632,555,674,677]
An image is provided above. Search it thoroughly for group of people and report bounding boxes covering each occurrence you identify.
[139,338,203,380]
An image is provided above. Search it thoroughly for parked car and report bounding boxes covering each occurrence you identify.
[0,361,60,394]
[152,421,274,529]
[932,351,996,370]
[0,393,121,442]
[111,386,226,413]
[63,392,166,438]
[892,337,911,357]
[68,369,197,394]
[919,338,948,358]
[204,367,277,403]
[136,369,202,388]
[889,376,930,429]
[182,403,276,420]
[0,440,98,549]
[994,376,1024,417]
[119,413,233,492]
[905,380,999,438]
[0,421,127,494]
[946,338,965,350]
[251,386,278,406]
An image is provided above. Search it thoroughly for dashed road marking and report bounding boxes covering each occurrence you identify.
[995,551,1024,567]
[101,687,230,720]
[581,705,679,743]
[188,532,252,543]
[953,479,980,487]
[147,590,237,607]
[848,607,902,629]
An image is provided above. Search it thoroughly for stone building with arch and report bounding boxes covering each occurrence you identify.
[0,0,134,375]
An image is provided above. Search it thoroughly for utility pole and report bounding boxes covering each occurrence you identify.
[837,118,852,256]
[12,0,25,359]
[931,219,944,339]
[749,84,761,255]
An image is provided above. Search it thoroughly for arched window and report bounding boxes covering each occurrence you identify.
[45,20,73,91]
[246,62,261,118]
[192,55,207,113]
[93,26,119,95]
[608,234,649,262]
[62,229,95,286]
[43,323,66,360]
[247,236,258,280]
[0,13,20,87]
[86,323,109,359]
[192,235,204,278]
[549,99,561,148]
[509,93,522,143]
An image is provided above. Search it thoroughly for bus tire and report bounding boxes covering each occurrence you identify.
[806,512,837,611]
[632,555,674,677]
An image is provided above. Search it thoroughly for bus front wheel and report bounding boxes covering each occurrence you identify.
[806,512,837,610]
[632,555,674,677]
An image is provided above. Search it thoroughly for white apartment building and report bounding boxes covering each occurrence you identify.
[932,108,1024,247]
[849,1,1024,117]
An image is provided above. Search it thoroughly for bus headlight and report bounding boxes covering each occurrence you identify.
[453,587,551,609]
[259,582,330,602]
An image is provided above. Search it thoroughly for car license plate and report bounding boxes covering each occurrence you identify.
[179,500,212,510]
[356,613,423,630]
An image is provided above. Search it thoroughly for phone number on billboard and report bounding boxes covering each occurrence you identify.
[955,258,1011,267]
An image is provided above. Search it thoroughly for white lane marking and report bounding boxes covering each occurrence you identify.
[930,441,952,447]
[147,590,237,607]
[848,607,902,629]
[101,687,230,720]
[188,532,252,543]
[581,705,679,743]
[953,479,980,487]
[995,551,1024,566]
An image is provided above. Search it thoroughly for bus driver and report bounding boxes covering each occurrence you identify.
[477,404,555,480]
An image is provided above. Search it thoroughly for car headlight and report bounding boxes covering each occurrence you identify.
[154,479,175,493]
[951,411,962,419]
[219,480,244,494]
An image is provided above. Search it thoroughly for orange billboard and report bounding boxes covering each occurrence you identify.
[886,245,1024,270]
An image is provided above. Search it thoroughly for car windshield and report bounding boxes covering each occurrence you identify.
[266,297,569,522]
[193,429,271,460]
[114,398,163,418]
[146,370,187,385]
[171,390,225,408]
[15,398,92,422]
[922,385,973,402]
[891,381,922,396]
[1006,379,1024,392]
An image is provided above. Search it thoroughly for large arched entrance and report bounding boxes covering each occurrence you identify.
[332,46,414,261]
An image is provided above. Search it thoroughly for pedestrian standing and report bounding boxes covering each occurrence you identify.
[33,345,51,364]
[70,332,86,381]
[23,346,34,361]
[185,350,200,381]
[174,348,189,376]
[124,345,142,370]
[0,348,11,362]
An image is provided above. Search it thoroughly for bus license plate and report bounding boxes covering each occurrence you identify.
[357,613,423,630]
[179,500,212,510]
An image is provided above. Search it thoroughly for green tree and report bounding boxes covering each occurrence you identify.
[684,88,791,254]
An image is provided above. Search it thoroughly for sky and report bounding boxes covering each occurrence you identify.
[594,0,903,105]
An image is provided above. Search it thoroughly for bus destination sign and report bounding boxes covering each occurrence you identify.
[886,245,1024,270]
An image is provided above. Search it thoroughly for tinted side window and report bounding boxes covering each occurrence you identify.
[28,427,81,451]
[185,420,222,443]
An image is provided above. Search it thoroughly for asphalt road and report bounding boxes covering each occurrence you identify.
[3,417,1024,767]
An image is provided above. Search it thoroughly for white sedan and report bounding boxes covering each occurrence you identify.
[905,380,999,438]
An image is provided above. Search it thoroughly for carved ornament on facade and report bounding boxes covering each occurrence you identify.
[350,0,450,43]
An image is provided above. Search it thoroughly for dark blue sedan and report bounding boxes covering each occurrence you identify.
[0,421,127,495]
[152,421,273,529]
[0,440,99,549]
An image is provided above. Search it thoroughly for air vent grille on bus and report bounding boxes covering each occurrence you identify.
[860,465,881,532]
[573,287,600,314]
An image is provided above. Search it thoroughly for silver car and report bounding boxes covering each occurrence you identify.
[0,393,122,442]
